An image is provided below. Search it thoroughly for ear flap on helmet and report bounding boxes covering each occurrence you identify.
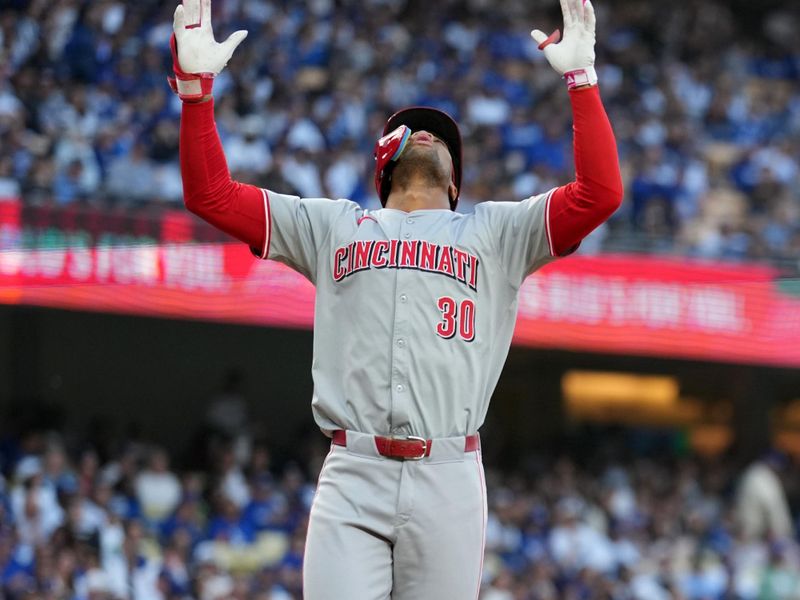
[374,125,412,205]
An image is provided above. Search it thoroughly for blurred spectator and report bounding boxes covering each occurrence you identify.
[735,451,793,542]
[135,447,182,525]
[0,157,21,198]
[10,456,64,547]
[205,369,251,465]
[215,445,251,511]
[225,115,273,176]
[105,142,157,203]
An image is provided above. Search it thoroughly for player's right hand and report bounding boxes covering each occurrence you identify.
[168,0,248,102]
[531,0,598,89]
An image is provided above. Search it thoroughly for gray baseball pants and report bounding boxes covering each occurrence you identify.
[303,430,487,599]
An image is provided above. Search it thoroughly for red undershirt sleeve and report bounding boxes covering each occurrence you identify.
[180,99,269,258]
[546,85,624,257]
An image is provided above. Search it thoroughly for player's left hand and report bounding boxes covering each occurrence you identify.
[531,0,597,89]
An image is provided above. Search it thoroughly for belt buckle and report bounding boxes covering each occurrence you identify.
[402,435,427,460]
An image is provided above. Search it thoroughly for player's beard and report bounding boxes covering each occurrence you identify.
[391,146,451,193]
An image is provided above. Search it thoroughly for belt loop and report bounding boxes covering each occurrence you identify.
[465,433,480,452]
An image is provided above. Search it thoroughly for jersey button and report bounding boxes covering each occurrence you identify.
[395,384,404,393]
[397,339,405,348]
[406,218,414,224]
[399,294,408,303]
[403,232,411,239]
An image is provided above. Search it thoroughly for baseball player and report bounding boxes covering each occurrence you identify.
[169,0,622,596]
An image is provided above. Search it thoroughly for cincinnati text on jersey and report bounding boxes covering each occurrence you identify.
[333,240,479,291]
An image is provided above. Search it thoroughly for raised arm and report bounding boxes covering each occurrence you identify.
[169,0,268,257]
[532,0,623,256]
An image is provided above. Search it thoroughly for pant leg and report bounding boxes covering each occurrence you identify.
[303,446,399,600]
[391,451,487,600]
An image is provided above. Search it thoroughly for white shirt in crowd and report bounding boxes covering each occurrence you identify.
[135,469,182,522]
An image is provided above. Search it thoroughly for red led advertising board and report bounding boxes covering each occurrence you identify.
[1,236,799,367]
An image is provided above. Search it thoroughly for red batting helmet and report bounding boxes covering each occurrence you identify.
[373,107,463,210]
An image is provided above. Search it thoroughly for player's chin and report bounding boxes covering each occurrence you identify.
[402,144,437,160]
[395,150,449,186]
[401,146,445,171]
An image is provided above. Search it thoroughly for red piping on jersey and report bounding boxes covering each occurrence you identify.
[543,187,557,257]
[259,188,271,259]
[546,86,624,257]
[180,99,268,252]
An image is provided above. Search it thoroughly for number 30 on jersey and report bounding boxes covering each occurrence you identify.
[436,297,475,342]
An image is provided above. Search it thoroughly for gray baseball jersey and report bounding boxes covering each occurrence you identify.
[256,187,558,439]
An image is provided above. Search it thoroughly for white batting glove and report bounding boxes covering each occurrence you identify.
[531,0,597,90]
[168,0,248,102]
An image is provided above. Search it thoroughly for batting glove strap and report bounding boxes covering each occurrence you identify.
[167,73,215,101]
[564,66,598,90]
[168,33,215,102]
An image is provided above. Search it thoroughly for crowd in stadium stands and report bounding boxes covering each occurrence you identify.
[0,0,799,269]
[1,412,800,600]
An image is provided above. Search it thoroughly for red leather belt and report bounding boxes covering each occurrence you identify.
[331,430,480,460]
